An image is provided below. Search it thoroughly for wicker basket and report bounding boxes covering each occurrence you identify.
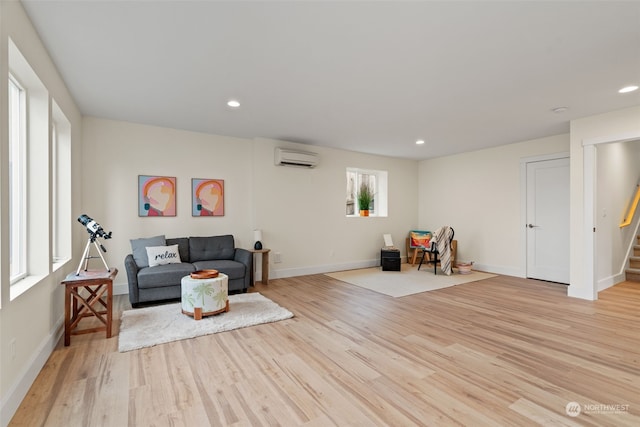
[457,262,473,275]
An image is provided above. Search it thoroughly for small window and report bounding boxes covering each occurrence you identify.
[346,168,388,217]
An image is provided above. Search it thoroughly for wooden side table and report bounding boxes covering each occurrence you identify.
[249,249,270,285]
[60,269,117,346]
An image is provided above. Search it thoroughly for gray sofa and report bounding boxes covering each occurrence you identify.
[125,234,252,307]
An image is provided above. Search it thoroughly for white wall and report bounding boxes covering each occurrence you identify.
[81,122,419,292]
[418,134,569,276]
[253,138,418,278]
[82,117,254,293]
[570,106,640,300]
[595,140,640,289]
[0,2,83,425]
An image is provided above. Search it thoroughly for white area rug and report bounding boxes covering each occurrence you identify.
[326,264,497,297]
[118,292,293,352]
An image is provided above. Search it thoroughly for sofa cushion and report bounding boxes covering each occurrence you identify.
[192,260,246,280]
[189,235,235,262]
[146,244,182,267]
[137,263,195,289]
[130,235,166,268]
[166,237,189,263]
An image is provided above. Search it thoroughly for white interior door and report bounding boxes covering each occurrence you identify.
[526,157,570,284]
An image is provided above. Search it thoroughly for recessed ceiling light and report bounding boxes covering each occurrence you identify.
[619,85,639,94]
[227,99,241,108]
[416,139,425,145]
[551,106,568,113]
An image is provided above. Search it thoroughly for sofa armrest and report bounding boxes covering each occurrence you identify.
[234,248,253,287]
[124,254,140,305]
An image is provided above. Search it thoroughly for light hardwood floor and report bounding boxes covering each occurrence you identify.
[9,273,640,426]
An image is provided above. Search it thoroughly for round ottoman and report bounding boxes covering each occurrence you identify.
[181,272,229,320]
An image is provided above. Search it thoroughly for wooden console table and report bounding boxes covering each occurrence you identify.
[249,249,270,285]
[60,269,117,346]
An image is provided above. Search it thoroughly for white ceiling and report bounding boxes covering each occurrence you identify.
[21,1,640,160]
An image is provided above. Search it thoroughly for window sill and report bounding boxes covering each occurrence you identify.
[52,258,71,272]
[10,274,46,301]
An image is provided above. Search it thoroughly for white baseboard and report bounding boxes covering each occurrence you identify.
[112,259,524,293]
[568,284,597,300]
[597,272,626,292]
[271,259,380,279]
[113,282,129,295]
[1,318,63,427]
[110,261,383,296]
[272,260,527,281]
[471,262,523,278]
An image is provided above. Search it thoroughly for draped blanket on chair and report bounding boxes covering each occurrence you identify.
[432,226,454,275]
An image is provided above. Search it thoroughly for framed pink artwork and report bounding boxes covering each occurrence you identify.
[138,175,176,217]
[192,178,224,216]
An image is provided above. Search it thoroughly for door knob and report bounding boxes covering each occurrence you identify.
[527,224,539,228]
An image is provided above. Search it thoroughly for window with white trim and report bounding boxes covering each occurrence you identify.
[9,75,26,283]
[9,38,53,297]
[346,168,388,217]
[52,100,72,265]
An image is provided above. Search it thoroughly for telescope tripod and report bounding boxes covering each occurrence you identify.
[76,235,111,275]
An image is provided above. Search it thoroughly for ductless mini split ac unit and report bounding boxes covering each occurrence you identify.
[274,147,319,168]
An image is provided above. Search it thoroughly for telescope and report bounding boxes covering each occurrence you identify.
[78,214,112,240]
[76,214,112,275]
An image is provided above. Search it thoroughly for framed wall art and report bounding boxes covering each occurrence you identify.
[409,230,432,248]
[138,175,177,217]
[192,178,224,216]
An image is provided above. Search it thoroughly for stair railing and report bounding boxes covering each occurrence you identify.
[620,183,640,228]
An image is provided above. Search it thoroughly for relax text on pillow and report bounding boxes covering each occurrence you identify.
[146,244,182,267]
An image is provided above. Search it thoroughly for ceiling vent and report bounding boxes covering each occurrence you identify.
[274,147,319,168]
